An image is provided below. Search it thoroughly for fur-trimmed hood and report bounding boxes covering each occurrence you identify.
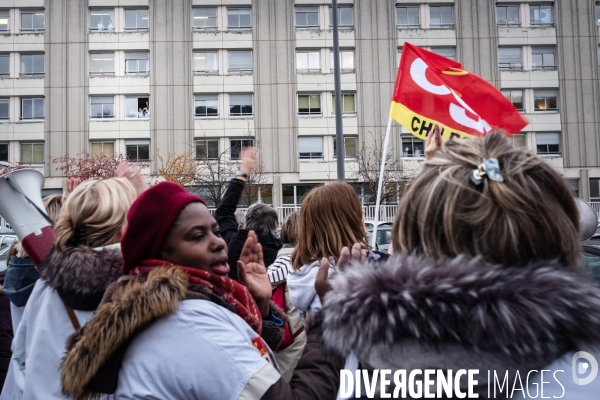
[322,255,600,372]
[38,245,123,311]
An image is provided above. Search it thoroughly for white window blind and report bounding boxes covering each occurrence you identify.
[498,47,522,69]
[431,47,455,60]
[298,137,323,153]
[228,51,252,73]
[536,133,559,145]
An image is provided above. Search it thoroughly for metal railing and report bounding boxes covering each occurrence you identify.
[207,204,399,224]
[590,202,600,216]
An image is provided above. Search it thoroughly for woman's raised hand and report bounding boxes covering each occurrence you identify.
[237,231,272,317]
[315,243,364,303]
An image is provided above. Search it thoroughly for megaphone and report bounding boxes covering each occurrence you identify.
[575,198,599,241]
[0,169,55,265]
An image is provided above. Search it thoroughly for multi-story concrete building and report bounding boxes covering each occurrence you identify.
[0,0,599,212]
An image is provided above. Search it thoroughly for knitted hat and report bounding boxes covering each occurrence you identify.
[121,181,207,274]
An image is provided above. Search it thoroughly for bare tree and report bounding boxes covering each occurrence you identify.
[352,130,415,204]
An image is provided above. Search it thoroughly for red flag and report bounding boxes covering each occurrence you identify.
[391,43,528,140]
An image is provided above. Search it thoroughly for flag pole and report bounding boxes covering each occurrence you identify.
[371,116,393,249]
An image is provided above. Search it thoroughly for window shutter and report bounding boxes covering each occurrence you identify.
[534,89,557,97]
[536,133,560,145]
[431,47,455,60]
[228,51,252,70]
[498,47,522,64]
[298,137,323,153]
[229,94,252,106]
[125,52,149,60]
[91,96,114,104]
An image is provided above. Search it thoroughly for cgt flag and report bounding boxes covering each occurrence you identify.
[391,43,528,140]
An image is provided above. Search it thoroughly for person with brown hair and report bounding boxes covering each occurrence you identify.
[288,182,384,324]
[318,131,600,398]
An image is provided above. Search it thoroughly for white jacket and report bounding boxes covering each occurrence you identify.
[110,300,280,399]
[1,281,95,400]
[287,259,335,323]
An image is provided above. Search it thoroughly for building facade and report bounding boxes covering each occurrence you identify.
[0,0,598,208]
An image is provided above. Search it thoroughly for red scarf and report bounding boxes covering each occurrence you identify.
[130,260,263,335]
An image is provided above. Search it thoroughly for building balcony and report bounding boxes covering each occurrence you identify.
[193,74,253,93]
[89,75,150,95]
[0,32,44,52]
[296,72,356,92]
[0,76,44,96]
[498,26,557,46]
[89,31,150,51]
[500,69,559,89]
[89,119,151,140]
[298,159,358,181]
[192,30,253,50]
[193,117,255,137]
[397,28,456,47]
[295,28,355,48]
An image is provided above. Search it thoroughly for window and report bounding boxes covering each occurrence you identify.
[91,141,115,159]
[229,94,253,116]
[501,89,524,111]
[125,96,150,119]
[0,10,9,32]
[0,99,8,120]
[89,9,114,32]
[90,52,114,75]
[297,50,320,73]
[194,51,218,74]
[430,6,453,28]
[230,138,254,160]
[591,179,600,201]
[530,5,552,26]
[395,6,420,28]
[332,93,356,115]
[0,143,7,162]
[597,4,600,26]
[536,132,560,155]
[295,7,319,28]
[566,178,579,198]
[21,98,44,120]
[193,8,217,29]
[330,49,354,71]
[532,47,556,70]
[21,10,44,32]
[398,48,403,67]
[282,184,320,206]
[20,142,44,164]
[0,54,8,76]
[125,52,149,75]
[196,139,219,160]
[298,94,321,116]
[124,9,149,31]
[90,96,114,119]
[510,133,526,147]
[228,50,252,74]
[195,94,219,117]
[20,54,44,76]
[227,8,251,30]
[402,135,424,158]
[496,5,520,26]
[498,47,522,70]
[431,47,456,61]
[534,89,558,111]
[299,137,323,160]
[126,141,150,162]
[329,6,353,28]
[240,185,273,206]
[333,137,357,159]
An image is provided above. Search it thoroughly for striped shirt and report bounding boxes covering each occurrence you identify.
[267,254,293,284]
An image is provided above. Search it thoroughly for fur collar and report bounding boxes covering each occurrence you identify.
[61,267,188,400]
[322,255,600,366]
[38,245,123,311]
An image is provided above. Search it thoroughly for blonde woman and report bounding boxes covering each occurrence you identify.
[1,178,136,400]
[319,132,600,398]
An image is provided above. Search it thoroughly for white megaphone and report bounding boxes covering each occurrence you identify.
[0,169,55,265]
[575,198,599,241]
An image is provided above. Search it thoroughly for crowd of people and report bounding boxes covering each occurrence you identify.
[0,126,598,399]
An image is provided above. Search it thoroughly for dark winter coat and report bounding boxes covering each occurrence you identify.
[4,255,39,307]
[215,178,281,280]
[322,255,600,399]
[0,271,13,388]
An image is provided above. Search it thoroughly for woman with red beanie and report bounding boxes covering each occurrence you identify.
[60,181,342,400]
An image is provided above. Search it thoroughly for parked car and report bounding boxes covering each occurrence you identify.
[0,235,16,249]
[581,241,600,283]
[0,244,11,272]
[365,221,393,254]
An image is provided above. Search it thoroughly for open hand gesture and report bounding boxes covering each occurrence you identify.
[237,231,271,317]
[425,124,443,160]
[315,243,365,303]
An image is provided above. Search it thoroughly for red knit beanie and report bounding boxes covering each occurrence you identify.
[121,181,207,274]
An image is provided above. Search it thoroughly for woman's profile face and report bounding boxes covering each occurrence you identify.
[160,202,230,276]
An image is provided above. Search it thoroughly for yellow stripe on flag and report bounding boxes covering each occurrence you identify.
[389,101,477,141]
